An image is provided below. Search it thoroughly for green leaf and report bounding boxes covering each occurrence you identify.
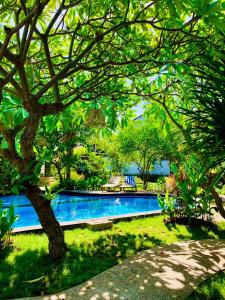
[23,276,46,284]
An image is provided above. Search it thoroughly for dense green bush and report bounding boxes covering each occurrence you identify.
[163,156,215,222]
[52,176,107,191]
[85,176,107,190]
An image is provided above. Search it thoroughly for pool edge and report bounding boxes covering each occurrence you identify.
[12,210,161,234]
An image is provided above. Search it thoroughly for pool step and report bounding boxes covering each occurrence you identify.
[86,219,113,230]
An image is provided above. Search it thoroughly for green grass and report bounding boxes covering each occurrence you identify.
[1,216,225,299]
[187,270,225,300]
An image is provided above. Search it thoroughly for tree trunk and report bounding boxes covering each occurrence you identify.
[143,175,148,190]
[55,164,63,182]
[24,184,67,259]
[44,163,51,177]
[66,166,71,180]
[211,188,225,219]
[65,148,73,180]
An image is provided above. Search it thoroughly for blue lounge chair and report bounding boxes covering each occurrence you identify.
[119,176,137,191]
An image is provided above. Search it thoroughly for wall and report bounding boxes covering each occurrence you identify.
[123,160,170,176]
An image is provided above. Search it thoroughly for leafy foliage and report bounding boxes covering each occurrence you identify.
[0,157,16,194]
[158,192,176,219]
[182,56,225,167]
[118,117,178,189]
[90,134,126,174]
[52,176,107,191]
[0,0,225,255]
[169,156,215,221]
[0,200,18,248]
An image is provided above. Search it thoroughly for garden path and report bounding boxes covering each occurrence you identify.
[19,239,225,300]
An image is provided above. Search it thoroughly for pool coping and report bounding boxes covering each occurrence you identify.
[0,190,165,197]
[62,190,164,196]
[12,209,161,234]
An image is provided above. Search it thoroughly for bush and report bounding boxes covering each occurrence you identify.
[0,200,18,248]
[51,179,78,191]
[158,192,177,220]
[138,174,165,183]
[74,179,88,190]
[51,176,107,191]
[85,176,107,190]
[164,159,214,222]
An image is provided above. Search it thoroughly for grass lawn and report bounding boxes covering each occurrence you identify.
[1,215,225,299]
[187,270,225,300]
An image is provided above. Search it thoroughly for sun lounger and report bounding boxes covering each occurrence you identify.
[119,176,137,192]
[101,176,121,192]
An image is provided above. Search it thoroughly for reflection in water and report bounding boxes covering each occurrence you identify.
[114,198,121,205]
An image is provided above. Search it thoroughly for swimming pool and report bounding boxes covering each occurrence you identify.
[1,194,161,228]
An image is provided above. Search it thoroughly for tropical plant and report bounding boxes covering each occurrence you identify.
[182,56,225,167]
[174,53,225,219]
[158,191,176,220]
[85,176,107,190]
[170,157,215,221]
[0,200,18,248]
[44,185,64,201]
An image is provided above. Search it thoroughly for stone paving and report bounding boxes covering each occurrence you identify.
[18,239,225,300]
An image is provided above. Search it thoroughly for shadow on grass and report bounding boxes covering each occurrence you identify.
[0,232,162,299]
[0,223,225,299]
[165,219,225,240]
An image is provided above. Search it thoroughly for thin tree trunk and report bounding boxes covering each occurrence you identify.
[44,163,51,177]
[66,166,71,180]
[66,148,73,180]
[211,188,225,219]
[55,164,63,182]
[143,174,148,190]
[24,184,67,259]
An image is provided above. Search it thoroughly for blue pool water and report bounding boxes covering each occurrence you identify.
[1,194,160,228]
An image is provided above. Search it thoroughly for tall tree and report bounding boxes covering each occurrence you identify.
[118,117,177,189]
[0,0,205,258]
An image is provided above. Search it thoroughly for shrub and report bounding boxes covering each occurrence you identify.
[158,192,177,220]
[73,179,88,191]
[52,179,78,191]
[85,176,107,190]
[51,176,107,191]
[0,200,18,248]
[165,160,214,221]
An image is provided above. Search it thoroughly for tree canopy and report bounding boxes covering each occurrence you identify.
[1,0,225,258]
